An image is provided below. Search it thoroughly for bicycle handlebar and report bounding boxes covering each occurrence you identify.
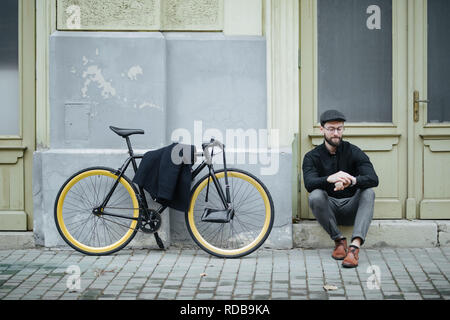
[201,138,224,164]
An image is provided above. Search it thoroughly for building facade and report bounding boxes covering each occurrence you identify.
[0,0,449,249]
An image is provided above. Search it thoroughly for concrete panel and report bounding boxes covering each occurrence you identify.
[57,0,161,30]
[57,0,224,31]
[170,150,293,249]
[162,0,223,30]
[34,148,292,250]
[50,32,167,150]
[165,33,267,142]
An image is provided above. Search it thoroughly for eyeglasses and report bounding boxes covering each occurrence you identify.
[323,126,344,133]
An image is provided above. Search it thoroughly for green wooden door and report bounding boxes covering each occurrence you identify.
[299,0,407,219]
[410,0,450,219]
[0,0,35,231]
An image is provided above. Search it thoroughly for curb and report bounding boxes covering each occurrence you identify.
[0,232,35,250]
[1,220,450,250]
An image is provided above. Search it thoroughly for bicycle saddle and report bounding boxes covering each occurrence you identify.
[109,126,144,138]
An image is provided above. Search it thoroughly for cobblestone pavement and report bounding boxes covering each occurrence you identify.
[0,247,449,300]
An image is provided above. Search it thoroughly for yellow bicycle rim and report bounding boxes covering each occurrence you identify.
[188,171,272,256]
[56,169,139,254]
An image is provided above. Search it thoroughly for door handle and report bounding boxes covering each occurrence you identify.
[413,90,429,122]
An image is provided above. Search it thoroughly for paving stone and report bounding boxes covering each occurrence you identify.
[0,247,449,300]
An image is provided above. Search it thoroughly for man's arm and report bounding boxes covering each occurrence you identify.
[302,153,329,193]
[353,147,379,189]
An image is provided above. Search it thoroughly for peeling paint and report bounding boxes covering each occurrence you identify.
[81,65,117,99]
[127,65,143,80]
[138,101,162,111]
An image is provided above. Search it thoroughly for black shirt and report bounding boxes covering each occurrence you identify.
[302,140,379,199]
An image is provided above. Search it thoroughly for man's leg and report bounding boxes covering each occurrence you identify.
[335,189,375,245]
[308,189,342,241]
[309,189,348,260]
[336,189,375,268]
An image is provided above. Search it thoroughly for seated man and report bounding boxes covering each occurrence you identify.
[302,110,379,268]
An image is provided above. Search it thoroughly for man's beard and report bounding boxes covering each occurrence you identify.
[325,135,342,148]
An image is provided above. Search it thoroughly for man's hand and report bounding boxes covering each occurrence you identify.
[328,171,356,191]
[334,181,345,191]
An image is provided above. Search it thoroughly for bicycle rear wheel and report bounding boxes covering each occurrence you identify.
[186,168,274,258]
[54,167,140,255]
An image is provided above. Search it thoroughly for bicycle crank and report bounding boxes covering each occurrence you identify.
[139,209,162,233]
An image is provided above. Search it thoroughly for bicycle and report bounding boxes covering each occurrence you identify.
[54,126,274,258]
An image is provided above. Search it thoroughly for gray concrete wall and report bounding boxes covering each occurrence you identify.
[49,32,268,149]
[165,33,267,137]
[34,31,293,249]
[50,32,167,149]
[33,149,292,249]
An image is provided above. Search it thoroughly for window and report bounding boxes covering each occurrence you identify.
[0,0,19,135]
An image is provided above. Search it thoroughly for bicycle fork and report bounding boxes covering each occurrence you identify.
[202,146,235,223]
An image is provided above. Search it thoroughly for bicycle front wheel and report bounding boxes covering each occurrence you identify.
[54,167,140,255]
[186,169,274,258]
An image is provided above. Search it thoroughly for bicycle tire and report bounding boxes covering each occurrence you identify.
[54,166,140,255]
[186,168,274,258]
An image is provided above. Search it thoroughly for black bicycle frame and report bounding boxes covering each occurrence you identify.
[98,139,230,222]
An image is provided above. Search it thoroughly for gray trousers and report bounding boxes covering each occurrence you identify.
[308,188,375,245]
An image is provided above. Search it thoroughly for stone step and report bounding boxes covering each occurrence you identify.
[293,220,450,248]
[0,232,35,250]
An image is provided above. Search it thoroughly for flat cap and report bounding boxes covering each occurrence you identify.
[320,109,347,126]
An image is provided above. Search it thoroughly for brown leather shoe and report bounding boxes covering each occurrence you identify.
[332,238,347,260]
[342,245,360,268]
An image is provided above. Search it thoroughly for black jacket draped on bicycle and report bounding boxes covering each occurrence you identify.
[133,143,196,212]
